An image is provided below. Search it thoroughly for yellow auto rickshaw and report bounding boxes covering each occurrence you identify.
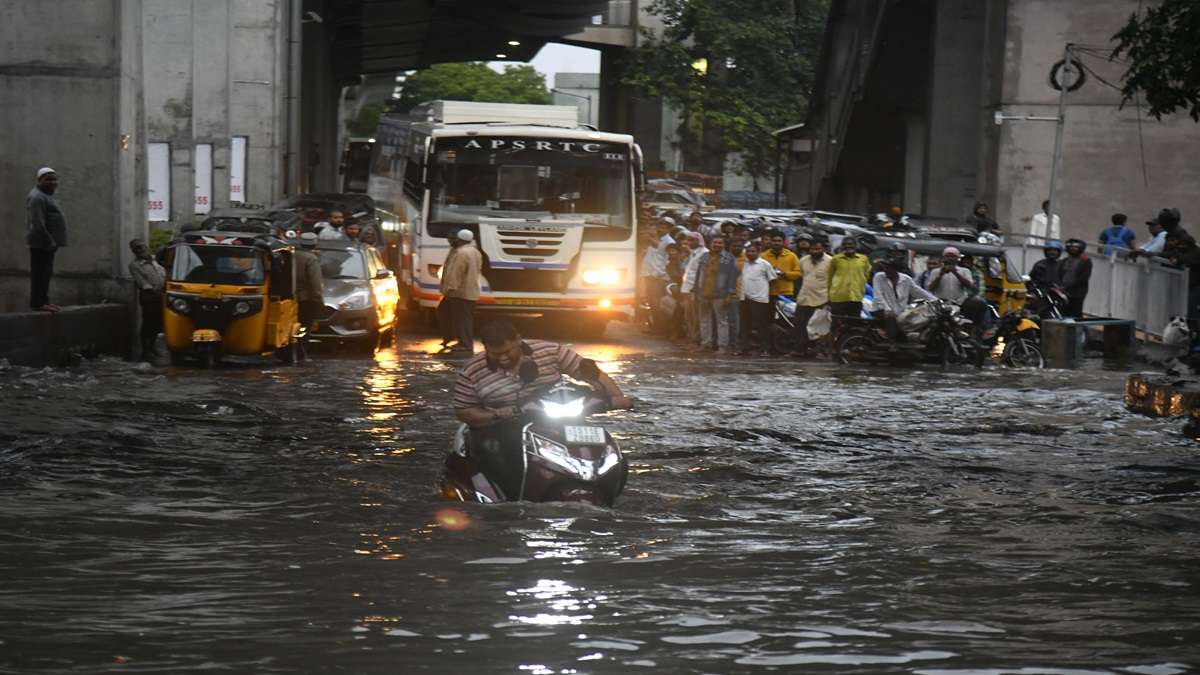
[162,230,301,367]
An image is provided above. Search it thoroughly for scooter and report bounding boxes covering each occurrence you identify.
[439,373,628,506]
[1026,281,1068,320]
[836,299,985,368]
[980,305,1044,368]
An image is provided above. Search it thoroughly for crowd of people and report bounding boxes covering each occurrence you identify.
[638,202,1200,358]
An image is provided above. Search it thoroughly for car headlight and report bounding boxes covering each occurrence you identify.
[542,396,585,419]
[581,268,623,286]
[338,290,371,310]
[234,301,251,315]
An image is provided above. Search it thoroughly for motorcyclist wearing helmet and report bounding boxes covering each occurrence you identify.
[1059,238,1093,318]
[871,243,934,343]
[1029,240,1063,290]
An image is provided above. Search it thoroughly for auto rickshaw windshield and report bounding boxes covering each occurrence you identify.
[170,244,266,285]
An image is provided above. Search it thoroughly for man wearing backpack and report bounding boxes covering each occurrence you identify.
[1098,213,1135,256]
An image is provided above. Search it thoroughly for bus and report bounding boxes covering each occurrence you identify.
[368,100,643,334]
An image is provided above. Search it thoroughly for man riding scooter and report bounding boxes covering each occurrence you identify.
[871,243,935,344]
[452,320,632,500]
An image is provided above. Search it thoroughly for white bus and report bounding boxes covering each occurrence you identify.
[368,101,643,334]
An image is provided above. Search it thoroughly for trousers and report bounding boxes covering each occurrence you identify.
[138,290,164,356]
[443,297,476,349]
[698,298,731,348]
[30,248,55,309]
[739,300,772,351]
[792,304,818,353]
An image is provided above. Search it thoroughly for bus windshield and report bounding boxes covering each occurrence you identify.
[428,136,631,237]
[170,245,266,285]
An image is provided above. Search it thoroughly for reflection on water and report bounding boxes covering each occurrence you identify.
[0,329,1197,673]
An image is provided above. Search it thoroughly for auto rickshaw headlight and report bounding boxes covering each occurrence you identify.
[234,301,251,315]
[171,297,190,314]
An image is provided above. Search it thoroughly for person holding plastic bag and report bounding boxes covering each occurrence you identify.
[871,249,935,343]
[792,236,832,358]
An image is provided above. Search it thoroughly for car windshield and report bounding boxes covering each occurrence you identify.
[170,245,265,285]
[427,136,631,238]
[318,249,367,280]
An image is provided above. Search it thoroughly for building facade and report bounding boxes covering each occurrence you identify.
[808,0,1200,243]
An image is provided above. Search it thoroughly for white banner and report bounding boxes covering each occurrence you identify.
[147,142,170,221]
[230,136,247,203]
[194,143,213,214]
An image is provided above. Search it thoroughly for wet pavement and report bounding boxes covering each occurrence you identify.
[0,323,1197,674]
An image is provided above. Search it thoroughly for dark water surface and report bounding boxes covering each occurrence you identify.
[1,328,1197,674]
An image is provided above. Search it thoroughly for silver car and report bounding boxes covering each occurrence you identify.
[310,244,400,352]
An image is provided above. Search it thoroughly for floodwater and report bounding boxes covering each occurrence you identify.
[0,325,1197,674]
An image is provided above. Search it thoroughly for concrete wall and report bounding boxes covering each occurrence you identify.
[552,72,600,128]
[0,304,131,367]
[991,0,1200,245]
[143,0,288,227]
[0,0,145,313]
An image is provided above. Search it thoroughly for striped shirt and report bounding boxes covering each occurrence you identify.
[453,339,584,410]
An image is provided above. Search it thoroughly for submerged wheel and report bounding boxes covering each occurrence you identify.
[770,324,796,355]
[1003,338,1045,368]
[836,333,872,365]
[275,340,299,365]
[200,350,217,369]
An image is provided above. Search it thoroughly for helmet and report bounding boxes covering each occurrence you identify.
[1044,240,1064,252]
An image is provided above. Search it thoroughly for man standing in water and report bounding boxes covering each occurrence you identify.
[440,229,482,354]
[27,167,67,312]
[128,238,165,361]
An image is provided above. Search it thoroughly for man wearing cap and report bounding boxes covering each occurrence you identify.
[295,232,325,337]
[441,229,482,353]
[926,246,976,305]
[27,167,67,312]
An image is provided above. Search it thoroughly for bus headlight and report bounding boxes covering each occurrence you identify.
[581,268,622,286]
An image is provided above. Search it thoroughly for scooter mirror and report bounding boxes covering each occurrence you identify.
[519,360,539,384]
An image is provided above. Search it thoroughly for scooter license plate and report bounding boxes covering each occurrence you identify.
[563,426,606,445]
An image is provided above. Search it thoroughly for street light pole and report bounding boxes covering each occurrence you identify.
[1047,43,1074,237]
[550,88,593,127]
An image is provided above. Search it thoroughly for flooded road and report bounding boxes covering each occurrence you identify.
[1,324,1197,674]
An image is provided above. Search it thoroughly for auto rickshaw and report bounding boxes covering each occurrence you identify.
[162,230,302,367]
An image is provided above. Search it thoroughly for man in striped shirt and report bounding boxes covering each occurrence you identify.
[453,320,631,498]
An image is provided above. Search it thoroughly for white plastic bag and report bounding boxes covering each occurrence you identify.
[807,306,832,340]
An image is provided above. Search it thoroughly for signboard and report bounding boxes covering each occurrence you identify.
[230,136,248,202]
[434,136,628,163]
[147,142,170,221]
[194,143,213,215]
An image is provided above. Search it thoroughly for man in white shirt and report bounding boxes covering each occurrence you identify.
[639,218,675,318]
[1028,199,1062,245]
[926,246,975,304]
[872,252,935,342]
[1130,218,1167,259]
[737,241,777,355]
[679,232,708,344]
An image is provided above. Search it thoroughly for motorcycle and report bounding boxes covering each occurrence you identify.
[1026,280,1068,320]
[980,305,1044,368]
[439,373,628,506]
[836,299,985,368]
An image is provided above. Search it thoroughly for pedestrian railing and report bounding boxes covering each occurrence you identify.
[1003,243,1187,337]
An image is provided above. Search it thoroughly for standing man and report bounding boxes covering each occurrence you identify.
[639,218,675,325]
[1058,239,1093,318]
[441,229,482,354]
[692,235,737,352]
[827,238,871,326]
[1099,213,1135,256]
[926,246,976,305]
[128,238,165,361]
[792,237,831,358]
[27,167,67,312]
[737,242,777,356]
[760,230,802,304]
[1028,199,1062,245]
[1130,217,1167,260]
[679,232,708,344]
[343,222,362,242]
[295,232,325,335]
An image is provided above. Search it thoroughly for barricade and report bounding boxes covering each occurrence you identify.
[1042,318,1135,368]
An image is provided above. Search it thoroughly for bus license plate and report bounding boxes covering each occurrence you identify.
[564,426,606,445]
[494,298,556,306]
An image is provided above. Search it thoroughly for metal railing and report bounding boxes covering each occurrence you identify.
[1003,242,1187,337]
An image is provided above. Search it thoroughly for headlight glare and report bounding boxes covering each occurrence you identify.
[338,290,371,310]
[581,268,622,286]
[542,396,585,419]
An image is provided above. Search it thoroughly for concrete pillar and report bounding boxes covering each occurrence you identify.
[923,0,986,219]
[0,0,145,312]
[903,115,927,214]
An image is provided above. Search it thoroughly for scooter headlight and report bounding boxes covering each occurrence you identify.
[542,396,585,419]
